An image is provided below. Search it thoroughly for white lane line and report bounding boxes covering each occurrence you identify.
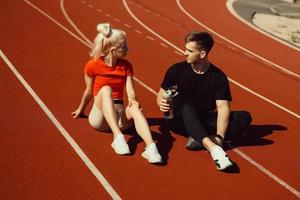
[122,0,300,119]
[244,53,254,59]
[176,0,300,80]
[0,49,121,200]
[228,45,237,51]
[96,9,103,13]
[122,0,300,198]
[105,13,111,17]
[226,0,300,52]
[146,35,155,41]
[233,147,300,198]
[133,77,158,95]
[173,50,182,56]
[23,0,91,48]
[114,18,121,22]
[135,29,142,34]
[159,42,168,48]
[60,0,93,46]
[88,4,94,8]
[124,23,131,28]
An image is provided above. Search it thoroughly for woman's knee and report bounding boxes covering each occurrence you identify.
[88,104,110,131]
[126,104,142,118]
[99,86,113,96]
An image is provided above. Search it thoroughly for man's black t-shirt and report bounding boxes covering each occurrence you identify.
[161,61,232,112]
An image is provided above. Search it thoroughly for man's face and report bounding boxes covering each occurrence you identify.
[184,41,205,63]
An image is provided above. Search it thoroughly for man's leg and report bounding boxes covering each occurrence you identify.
[182,102,233,170]
[202,110,252,142]
[181,102,209,145]
[226,111,252,140]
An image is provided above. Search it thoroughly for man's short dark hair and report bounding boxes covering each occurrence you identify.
[185,31,214,53]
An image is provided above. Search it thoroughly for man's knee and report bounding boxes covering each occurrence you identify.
[182,102,196,115]
[241,111,252,125]
[233,111,252,126]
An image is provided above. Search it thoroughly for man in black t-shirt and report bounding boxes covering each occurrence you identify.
[157,31,252,171]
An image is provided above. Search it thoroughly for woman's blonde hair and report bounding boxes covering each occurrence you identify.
[90,23,126,59]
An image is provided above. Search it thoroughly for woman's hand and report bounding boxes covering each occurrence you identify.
[128,99,141,109]
[71,108,86,118]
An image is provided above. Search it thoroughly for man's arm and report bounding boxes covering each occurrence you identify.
[216,100,230,139]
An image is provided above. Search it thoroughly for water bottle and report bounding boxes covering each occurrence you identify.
[163,90,173,119]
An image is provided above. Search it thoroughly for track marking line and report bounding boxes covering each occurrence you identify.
[60,0,93,47]
[0,49,121,200]
[159,42,168,48]
[122,0,300,198]
[176,0,300,80]
[135,29,142,34]
[244,53,254,59]
[123,23,131,28]
[114,18,121,22]
[105,13,111,17]
[146,35,155,41]
[173,50,182,56]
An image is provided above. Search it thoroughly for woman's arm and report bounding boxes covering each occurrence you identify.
[125,76,139,107]
[71,74,94,118]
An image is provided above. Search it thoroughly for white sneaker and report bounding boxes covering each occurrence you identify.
[111,134,130,155]
[142,143,162,163]
[210,145,233,170]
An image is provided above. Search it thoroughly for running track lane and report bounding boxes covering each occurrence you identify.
[0,58,111,199]
[1,0,299,199]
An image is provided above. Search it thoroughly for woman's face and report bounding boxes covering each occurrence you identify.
[113,40,128,58]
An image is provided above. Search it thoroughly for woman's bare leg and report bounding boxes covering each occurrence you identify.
[125,104,154,146]
[95,86,123,137]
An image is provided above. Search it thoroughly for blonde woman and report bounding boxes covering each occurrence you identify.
[72,23,162,163]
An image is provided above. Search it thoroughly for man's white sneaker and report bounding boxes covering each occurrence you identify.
[111,134,130,155]
[142,143,162,164]
[210,145,233,170]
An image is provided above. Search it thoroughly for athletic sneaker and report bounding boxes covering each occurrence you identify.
[185,136,204,150]
[210,145,233,170]
[142,143,162,163]
[111,134,130,155]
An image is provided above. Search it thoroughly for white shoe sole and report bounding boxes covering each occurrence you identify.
[111,144,130,155]
[142,152,162,163]
[217,159,233,170]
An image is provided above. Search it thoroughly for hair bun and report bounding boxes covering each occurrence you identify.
[97,23,112,37]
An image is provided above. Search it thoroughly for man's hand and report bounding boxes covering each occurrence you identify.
[158,98,170,112]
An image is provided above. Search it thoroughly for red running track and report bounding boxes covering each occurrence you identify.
[0,0,299,199]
